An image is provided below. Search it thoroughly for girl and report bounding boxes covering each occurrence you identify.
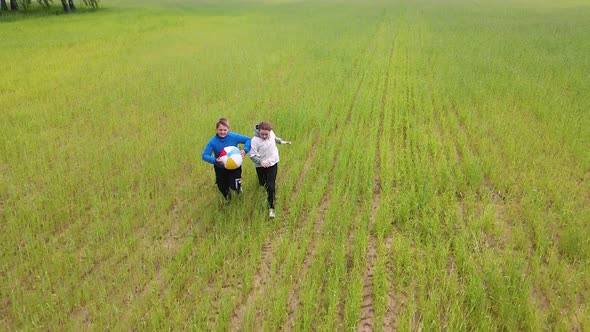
[249,121,291,218]
[202,118,251,201]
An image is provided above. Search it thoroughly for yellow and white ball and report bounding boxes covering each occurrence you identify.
[219,146,243,170]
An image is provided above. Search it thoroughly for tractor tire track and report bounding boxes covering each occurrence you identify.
[283,18,386,331]
[382,235,398,331]
[283,109,358,330]
[283,141,339,331]
[283,131,321,216]
[381,37,399,332]
[340,51,382,330]
[229,14,389,330]
[358,32,395,332]
[449,101,477,160]
[229,21,380,330]
[226,131,323,330]
[230,240,274,330]
[229,36,374,327]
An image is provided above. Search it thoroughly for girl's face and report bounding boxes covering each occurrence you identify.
[217,124,229,138]
[259,129,270,140]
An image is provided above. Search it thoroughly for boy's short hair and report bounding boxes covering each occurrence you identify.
[216,118,230,129]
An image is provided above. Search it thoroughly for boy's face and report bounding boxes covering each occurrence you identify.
[217,125,229,138]
[259,129,270,139]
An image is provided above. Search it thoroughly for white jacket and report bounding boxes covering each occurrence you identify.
[249,130,284,167]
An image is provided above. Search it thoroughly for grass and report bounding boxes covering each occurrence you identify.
[1,0,589,330]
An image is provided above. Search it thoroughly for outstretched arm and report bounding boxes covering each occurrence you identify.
[273,130,291,144]
[275,135,291,145]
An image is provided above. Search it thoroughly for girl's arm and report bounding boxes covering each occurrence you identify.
[274,133,291,145]
[249,139,263,163]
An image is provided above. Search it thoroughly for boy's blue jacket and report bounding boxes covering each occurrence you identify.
[202,132,251,168]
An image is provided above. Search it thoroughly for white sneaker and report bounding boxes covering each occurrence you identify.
[269,209,275,219]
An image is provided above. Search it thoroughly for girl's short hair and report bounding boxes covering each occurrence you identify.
[216,118,230,129]
[258,121,272,131]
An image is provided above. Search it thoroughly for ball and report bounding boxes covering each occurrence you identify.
[219,146,243,170]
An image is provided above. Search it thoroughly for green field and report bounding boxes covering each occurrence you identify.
[2,0,589,330]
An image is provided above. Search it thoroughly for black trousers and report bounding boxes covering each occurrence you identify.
[214,166,242,199]
[256,163,278,209]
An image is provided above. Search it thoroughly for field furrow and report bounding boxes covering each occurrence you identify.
[2,0,589,330]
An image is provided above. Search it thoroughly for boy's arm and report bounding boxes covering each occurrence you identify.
[202,142,216,164]
[243,136,252,153]
[232,132,252,153]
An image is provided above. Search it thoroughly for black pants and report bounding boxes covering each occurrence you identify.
[214,166,242,199]
[256,163,278,209]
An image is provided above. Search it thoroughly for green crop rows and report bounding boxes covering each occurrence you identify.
[1,0,589,330]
